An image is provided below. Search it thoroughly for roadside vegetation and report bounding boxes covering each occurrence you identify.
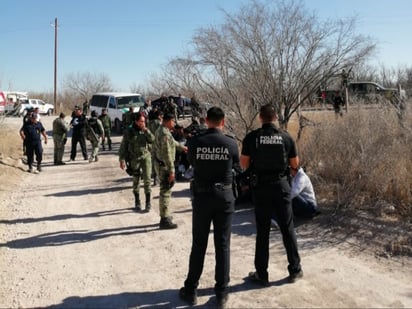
[1,0,411,223]
[299,103,412,218]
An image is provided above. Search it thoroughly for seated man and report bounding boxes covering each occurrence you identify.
[272,166,318,228]
[290,166,319,218]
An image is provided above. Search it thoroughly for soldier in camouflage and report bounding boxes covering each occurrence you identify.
[122,107,135,132]
[148,109,163,185]
[98,108,112,151]
[153,113,188,229]
[119,112,154,212]
[87,110,105,163]
[162,97,178,121]
[52,112,69,165]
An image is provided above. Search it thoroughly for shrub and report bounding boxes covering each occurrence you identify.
[300,104,412,218]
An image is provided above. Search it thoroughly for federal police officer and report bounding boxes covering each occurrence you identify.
[19,113,48,173]
[119,112,154,212]
[69,107,88,161]
[240,104,303,286]
[179,107,239,308]
[153,113,187,229]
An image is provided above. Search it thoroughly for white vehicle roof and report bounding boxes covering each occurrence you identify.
[93,92,142,97]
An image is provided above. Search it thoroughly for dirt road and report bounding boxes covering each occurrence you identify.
[0,116,411,308]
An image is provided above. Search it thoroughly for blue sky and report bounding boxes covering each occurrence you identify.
[1,0,411,93]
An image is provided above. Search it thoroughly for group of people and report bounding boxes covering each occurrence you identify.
[67,106,112,163]
[20,100,318,308]
[177,104,320,308]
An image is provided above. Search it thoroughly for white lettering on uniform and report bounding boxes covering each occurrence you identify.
[259,135,283,144]
[196,147,229,160]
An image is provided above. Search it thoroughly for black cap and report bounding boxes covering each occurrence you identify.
[163,113,175,121]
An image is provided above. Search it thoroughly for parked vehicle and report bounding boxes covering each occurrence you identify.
[0,92,6,114]
[0,91,28,115]
[319,81,407,105]
[18,99,54,117]
[89,92,145,133]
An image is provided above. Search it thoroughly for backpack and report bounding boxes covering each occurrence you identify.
[253,127,288,176]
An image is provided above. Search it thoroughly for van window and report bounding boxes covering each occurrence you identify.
[90,95,108,108]
[116,95,145,108]
[109,96,116,108]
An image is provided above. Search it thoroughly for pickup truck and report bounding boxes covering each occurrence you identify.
[18,99,55,117]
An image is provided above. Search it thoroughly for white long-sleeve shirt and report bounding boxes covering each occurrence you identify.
[290,168,317,207]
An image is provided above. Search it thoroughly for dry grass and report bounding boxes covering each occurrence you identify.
[298,104,412,218]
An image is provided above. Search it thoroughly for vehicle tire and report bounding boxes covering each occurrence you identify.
[115,119,122,134]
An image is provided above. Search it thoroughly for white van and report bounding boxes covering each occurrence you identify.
[90,92,145,133]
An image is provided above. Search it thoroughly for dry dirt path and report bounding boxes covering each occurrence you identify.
[0,116,411,308]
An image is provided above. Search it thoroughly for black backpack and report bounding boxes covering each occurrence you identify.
[253,127,287,176]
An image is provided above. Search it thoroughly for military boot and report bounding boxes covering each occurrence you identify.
[134,192,141,212]
[159,216,177,229]
[143,193,151,213]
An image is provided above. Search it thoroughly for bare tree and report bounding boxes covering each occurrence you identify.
[62,71,113,102]
[179,0,376,135]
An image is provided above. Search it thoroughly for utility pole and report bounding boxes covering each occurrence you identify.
[53,18,58,114]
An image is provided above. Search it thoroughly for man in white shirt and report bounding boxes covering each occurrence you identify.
[290,166,318,218]
[272,166,318,228]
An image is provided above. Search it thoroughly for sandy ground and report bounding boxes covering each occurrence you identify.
[0,116,411,308]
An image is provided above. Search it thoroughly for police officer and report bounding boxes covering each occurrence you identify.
[87,110,104,163]
[240,104,303,286]
[19,113,48,173]
[179,107,239,308]
[52,112,69,165]
[99,108,112,151]
[69,107,88,161]
[152,113,187,229]
[119,112,154,212]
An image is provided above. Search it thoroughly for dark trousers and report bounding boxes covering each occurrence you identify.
[184,188,234,297]
[252,178,301,280]
[292,195,317,218]
[70,133,87,160]
[26,142,43,168]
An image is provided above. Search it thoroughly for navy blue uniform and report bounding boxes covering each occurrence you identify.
[241,123,301,281]
[184,128,239,299]
[21,121,46,170]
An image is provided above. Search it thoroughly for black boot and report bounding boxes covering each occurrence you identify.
[143,193,151,213]
[159,216,177,229]
[108,142,112,151]
[134,192,141,212]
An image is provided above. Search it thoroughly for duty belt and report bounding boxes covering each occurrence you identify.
[195,182,232,192]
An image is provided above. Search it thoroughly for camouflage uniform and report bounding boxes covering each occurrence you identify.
[122,111,135,132]
[148,117,162,184]
[119,123,154,211]
[52,115,69,165]
[153,124,185,221]
[87,115,104,162]
[98,113,112,150]
[162,102,178,121]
